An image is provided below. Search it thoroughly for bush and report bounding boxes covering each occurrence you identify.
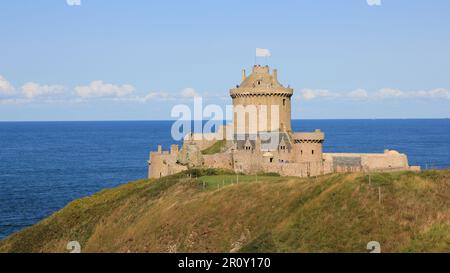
[257,172,281,177]
[184,168,235,178]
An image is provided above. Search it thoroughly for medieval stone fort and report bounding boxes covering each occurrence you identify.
[148,65,420,178]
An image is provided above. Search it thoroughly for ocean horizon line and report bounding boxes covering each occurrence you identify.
[0,117,449,123]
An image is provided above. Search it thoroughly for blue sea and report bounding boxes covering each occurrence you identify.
[0,119,449,239]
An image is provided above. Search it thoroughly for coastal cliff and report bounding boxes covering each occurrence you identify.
[1,169,449,253]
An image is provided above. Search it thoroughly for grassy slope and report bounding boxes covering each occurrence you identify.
[201,140,226,155]
[0,169,449,253]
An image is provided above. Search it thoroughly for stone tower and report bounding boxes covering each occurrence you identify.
[230,65,293,134]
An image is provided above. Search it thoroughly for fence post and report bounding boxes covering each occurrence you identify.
[378,186,381,204]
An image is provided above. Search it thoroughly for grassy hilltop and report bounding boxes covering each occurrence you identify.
[0,169,449,253]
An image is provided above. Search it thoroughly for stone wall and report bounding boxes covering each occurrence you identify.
[148,145,188,179]
[261,161,332,177]
[149,146,419,179]
[323,150,418,173]
[203,153,233,170]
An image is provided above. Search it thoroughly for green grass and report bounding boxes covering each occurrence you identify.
[197,174,285,190]
[201,140,226,155]
[402,224,450,252]
[1,169,449,253]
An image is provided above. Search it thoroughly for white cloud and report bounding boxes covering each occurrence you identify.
[374,88,450,100]
[123,92,172,103]
[2,72,449,107]
[0,98,28,105]
[142,92,171,101]
[347,88,369,99]
[180,87,200,98]
[126,88,200,103]
[376,88,406,98]
[22,82,65,99]
[297,87,450,101]
[367,0,381,6]
[0,75,16,97]
[300,89,340,100]
[75,81,135,99]
[412,88,450,100]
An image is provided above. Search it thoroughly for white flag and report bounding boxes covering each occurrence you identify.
[256,48,271,57]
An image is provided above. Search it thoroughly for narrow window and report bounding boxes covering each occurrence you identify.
[283,99,286,106]
[312,150,315,155]
[270,158,274,163]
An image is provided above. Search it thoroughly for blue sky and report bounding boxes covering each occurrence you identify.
[0,0,449,121]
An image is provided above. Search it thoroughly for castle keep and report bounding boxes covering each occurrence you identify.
[148,65,420,178]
